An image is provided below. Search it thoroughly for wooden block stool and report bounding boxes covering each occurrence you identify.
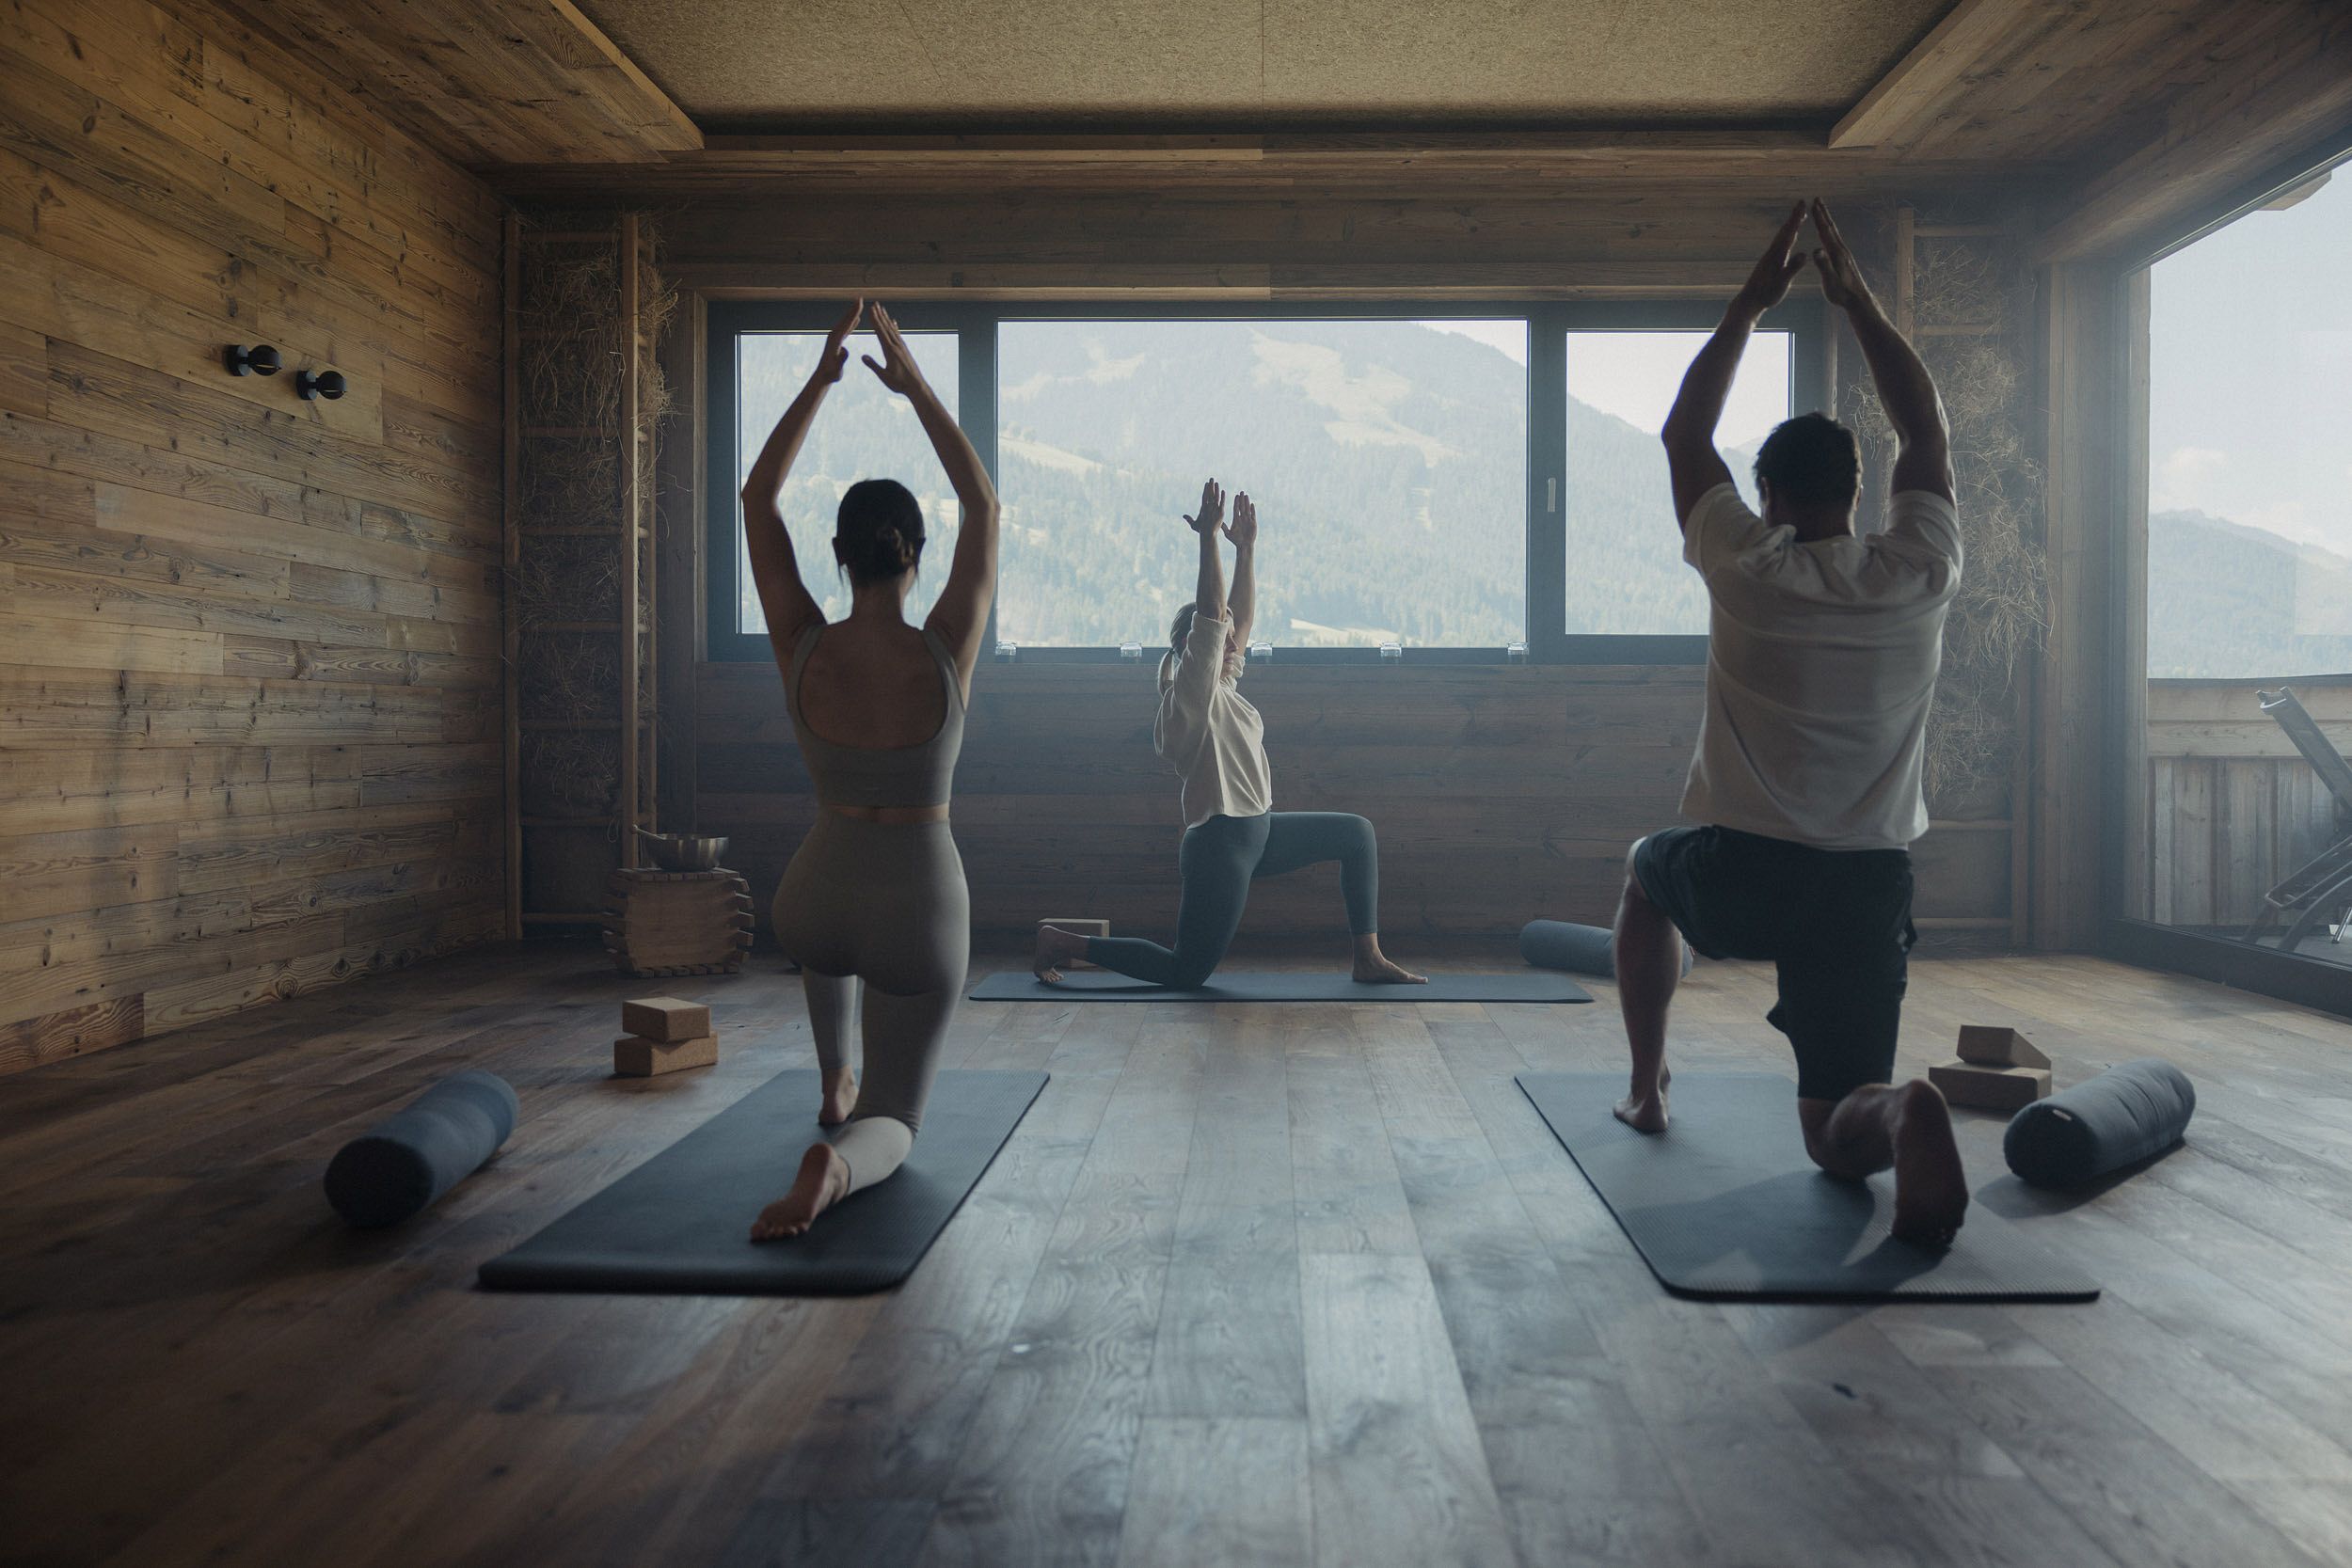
[603,867,755,976]
[614,995,717,1077]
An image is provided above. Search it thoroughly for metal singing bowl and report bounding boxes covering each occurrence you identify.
[635,828,727,871]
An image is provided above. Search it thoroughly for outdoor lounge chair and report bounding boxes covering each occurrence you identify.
[2245,687,2352,950]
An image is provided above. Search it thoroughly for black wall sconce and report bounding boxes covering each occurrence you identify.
[296,369,347,402]
[222,343,281,376]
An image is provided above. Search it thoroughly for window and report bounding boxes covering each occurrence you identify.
[2129,157,2352,963]
[729,329,961,635]
[1563,330,1790,635]
[706,301,1821,661]
[995,319,1527,650]
[2145,167,2352,681]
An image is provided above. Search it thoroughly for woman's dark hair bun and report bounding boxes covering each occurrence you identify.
[835,478,926,585]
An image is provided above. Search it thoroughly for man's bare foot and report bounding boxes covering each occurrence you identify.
[1613,1066,1671,1132]
[1889,1082,1968,1247]
[819,1066,858,1127]
[751,1143,850,1241]
[1033,923,1087,983]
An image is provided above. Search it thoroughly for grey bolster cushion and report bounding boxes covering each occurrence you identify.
[325,1069,520,1228]
[2003,1058,2194,1188]
[1519,920,1692,978]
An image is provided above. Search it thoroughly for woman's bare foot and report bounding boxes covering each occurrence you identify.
[751,1143,850,1242]
[1889,1082,1969,1248]
[1033,923,1089,983]
[818,1066,858,1127]
[1349,936,1427,985]
[1613,1066,1671,1132]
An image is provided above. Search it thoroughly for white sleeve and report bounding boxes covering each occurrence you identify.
[1162,612,1232,737]
[1883,490,1963,572]
[1681,483,1769,577]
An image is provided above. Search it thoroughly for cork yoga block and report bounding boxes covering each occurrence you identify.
[1956,1024,2051,1070]
[1930,1059,2053,1113]
[613,1033,719,1078]
[622,997,710,1043]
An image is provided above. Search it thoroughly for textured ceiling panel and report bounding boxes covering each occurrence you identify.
[578,0,1957,126]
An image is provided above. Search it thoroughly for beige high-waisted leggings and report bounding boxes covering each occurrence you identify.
[771,814,970,1195]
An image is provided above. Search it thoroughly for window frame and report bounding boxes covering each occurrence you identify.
[705,296,1824,664]
[2100,136,2352,1008]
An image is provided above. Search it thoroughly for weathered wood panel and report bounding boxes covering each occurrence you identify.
[2143,678,2352,929]
[0,0,504,1072]
[696,659,2014,943]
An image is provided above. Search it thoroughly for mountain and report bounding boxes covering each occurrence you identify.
[2148,510,2352,679]
[740,320,1756,644]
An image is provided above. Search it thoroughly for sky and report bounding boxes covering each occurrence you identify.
[1420,321,1791,449]
[1565,330,1791,450]
[2148,163,2352,554]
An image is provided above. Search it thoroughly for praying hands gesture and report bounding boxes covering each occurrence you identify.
[813,297,861,384]
[860,303,928,397]
[1807,199,1874,312]
[1733,202,1809,317]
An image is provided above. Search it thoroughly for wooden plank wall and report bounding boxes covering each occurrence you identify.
[2142,678,2352,929]
[0,0,506,1076]
[700,661,2007,945]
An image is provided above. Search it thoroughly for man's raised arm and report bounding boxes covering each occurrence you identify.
[1809,199,1954,504]
[1661,203,1807,529]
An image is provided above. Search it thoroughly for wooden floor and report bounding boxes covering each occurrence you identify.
[7,946,2352,1567]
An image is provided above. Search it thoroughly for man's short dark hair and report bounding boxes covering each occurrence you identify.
[1754,413,1861,511]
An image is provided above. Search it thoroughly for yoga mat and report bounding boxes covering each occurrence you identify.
[1517,1072,2098,1303]
[478,1069,1046,1295]
[970,970,1591,1004]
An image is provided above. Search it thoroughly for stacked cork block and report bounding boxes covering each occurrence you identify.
[1929,1025,2053,1112]
[613,996,718,1078]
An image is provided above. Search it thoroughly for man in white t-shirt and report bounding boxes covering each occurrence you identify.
[1612,200,1970,1246]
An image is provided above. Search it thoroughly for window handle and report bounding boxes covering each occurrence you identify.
[1546,478,1558,514]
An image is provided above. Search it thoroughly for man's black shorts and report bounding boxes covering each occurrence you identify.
[1632,824,1916,1102]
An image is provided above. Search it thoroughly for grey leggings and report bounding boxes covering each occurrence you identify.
[1086,811,1379,988]
[771,815,969,1195]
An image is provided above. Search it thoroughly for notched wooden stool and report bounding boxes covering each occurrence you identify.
[602,866,755,976]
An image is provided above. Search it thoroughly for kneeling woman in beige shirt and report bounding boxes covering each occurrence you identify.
[1034,480,1424,989]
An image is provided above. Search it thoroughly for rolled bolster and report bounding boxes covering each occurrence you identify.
[324,1069,520,1228]
[2002,1058,2194,1189]
[1519,920,1693,978]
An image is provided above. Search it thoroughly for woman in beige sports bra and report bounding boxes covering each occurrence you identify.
[739,301,999,1241]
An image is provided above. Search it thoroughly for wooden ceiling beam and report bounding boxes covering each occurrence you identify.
[215,0,701,167]
[487,130,2018,200]
[1831,0,2073,150]
[2034,5,2352,261]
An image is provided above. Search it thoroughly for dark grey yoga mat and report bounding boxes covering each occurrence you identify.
[1518,1071,2098,1303]
[478,1069,1046,1295]
[970,970,1591,1004]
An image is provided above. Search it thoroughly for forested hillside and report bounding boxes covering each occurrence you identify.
[2149,510,2352,679]
[739,320,1766,644]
